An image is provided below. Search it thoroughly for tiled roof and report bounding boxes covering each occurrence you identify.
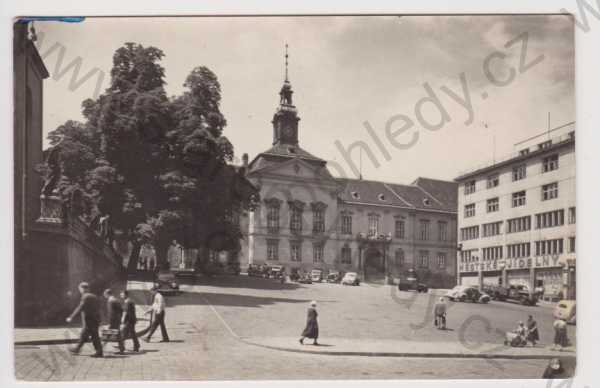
[412,177,458,212]
[336,177,457,213]
[247,144,327,174]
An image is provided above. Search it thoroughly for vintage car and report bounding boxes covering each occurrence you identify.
[554,300,576,325]
[269,265,285,279]
[445,285,490,303]
[483,284,538,306]
[397,270,428,292]
[310,269,324,282]
[298,274,313,284]
[326,271,342,283]
[154,269,181,295]
[341,272,360,286]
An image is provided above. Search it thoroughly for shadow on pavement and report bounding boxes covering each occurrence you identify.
[170,291,313,308]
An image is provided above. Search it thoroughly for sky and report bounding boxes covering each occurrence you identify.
[34,15,574,184]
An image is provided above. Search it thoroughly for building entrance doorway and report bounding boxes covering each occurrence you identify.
[364,248,385,282]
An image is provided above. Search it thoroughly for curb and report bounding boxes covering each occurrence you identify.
[14,324,151,347]
[241,339,576,360]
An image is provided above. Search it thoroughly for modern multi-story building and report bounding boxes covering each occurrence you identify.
[239,69,458,287]
[455,122,576,300]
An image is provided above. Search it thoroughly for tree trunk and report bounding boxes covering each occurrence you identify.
[155,243,170,271]
[127,241,142,273]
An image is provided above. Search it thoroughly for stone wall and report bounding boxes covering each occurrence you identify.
[16,213,125,326]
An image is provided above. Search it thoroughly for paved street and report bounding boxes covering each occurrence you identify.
[14,276,574,380]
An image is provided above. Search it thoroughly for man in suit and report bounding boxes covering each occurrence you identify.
[120,290,140,352]
[144,287,170,343]
[66,282,103,357]
[103,288,125,354]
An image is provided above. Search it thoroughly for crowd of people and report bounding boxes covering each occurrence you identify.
[66,281,170,357]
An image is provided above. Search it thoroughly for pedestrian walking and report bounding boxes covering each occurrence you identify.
[144,287,170,343]
[526,315,539,346]
[433,297,447,329]
[552,318,568,350]
[103,289,125,354]
[299,301,319,345]
[120,290,140,352]
[66,282,103,357]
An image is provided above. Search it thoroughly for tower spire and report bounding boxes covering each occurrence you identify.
[285,43,289,82]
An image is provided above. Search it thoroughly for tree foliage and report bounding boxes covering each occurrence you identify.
[46,43,258,271]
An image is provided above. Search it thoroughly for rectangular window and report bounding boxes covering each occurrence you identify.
[487,174,499,189]
[267,239,279,261]
[419,250,429,268]
[341,246,352,264]
[512,191,526,207]
[542,154,559,173]
[460,249,479,263]
[538,140,552,150]
[535,239,564,255]
[290,207,303,233]
[460,226,479,241]
[464,180,476,195]
[419,220,430,240]
[568,207,576,224]
[368,214,380,236]
[267,205,280,233]
[507,216,531,233]
[512,164,527,181]
[541,182,559,201]
[482,221,502,237]
[341,213,352,234]
[313,243,324,263]
[290,241,302,262]
[395,249,405,266]
[395,219,405,239]
[437,252,446,268]
[487,197,499,213]
[482,246,503,260]
[464,203,476,218]
[437,221,448,241]
[569,237,576,253]
[313,209,325,233]
[535,209,565,229]
[507,243,531,258]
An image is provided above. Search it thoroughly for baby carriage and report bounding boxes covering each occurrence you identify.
[504,331,527,347]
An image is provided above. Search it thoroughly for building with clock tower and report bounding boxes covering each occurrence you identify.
[239,49,459,287]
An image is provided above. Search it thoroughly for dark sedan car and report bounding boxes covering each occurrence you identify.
[154,270,181,295]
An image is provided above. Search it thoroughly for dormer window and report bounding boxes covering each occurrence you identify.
[378,193,386,201]
[422,198,431,206]
[351,191,360,199]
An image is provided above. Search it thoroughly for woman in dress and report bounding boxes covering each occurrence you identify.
[526,315,540,346]
[299,301,319,345]
[553,318,568,350]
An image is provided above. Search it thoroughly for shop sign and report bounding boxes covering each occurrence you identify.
[459,255,561,273]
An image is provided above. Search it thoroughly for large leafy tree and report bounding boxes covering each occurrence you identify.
[47,43,257,272]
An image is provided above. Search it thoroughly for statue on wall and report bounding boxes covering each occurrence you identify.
[41,141,62,197]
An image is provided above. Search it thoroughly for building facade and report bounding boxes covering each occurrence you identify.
[240,72,458,287]
[455,122,576,300]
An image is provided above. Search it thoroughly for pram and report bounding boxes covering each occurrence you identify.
[504,331,527,347]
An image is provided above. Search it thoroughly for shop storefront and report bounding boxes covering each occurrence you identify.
[535,268,563,301]
[506,269,531,287]
[459,273,479,286]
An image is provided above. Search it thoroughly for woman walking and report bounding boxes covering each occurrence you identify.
[552,318,568,350]
[526,315,539,346]
[299,301,319,345]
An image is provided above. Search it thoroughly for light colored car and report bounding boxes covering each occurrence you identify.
[554,300,576,324]
[341,272,360,286]
[445,285,489,303]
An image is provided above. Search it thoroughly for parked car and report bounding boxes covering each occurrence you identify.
[483,284,538,306]
[311,269,324,282]
[397,270,428,292]
[341,272,360,286]
[554,300,576,325]
[247,264,264,277]
[445,285,490,303]
[298,274,313,284]
[154,269,181,295]
[269,265,285,279]
[326,271,342,283]
[289,268,301,282]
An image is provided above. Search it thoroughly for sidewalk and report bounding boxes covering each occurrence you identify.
[242,336,575,359]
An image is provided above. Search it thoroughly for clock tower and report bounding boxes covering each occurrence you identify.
[272,44,300,146]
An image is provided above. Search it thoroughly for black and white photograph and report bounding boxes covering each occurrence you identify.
[9,9,591,382]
